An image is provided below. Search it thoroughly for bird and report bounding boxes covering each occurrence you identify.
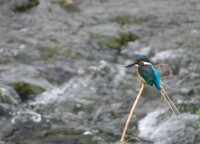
[125,55,161,91]
[120,55,180,144]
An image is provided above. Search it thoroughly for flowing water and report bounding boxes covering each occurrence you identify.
[0,0,200,144]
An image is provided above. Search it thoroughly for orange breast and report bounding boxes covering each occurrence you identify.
[136,67,146,84]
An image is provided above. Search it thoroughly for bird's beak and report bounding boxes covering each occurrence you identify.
[125,62,137,68]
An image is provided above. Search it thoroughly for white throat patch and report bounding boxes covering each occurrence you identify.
[143,62,151,65]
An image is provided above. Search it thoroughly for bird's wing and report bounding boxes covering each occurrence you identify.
[138,65,155,86]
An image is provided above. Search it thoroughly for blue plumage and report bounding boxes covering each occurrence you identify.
[150,64,161,91]
[126,55,161,91]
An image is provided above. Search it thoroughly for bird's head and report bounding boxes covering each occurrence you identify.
[125,55,151,67]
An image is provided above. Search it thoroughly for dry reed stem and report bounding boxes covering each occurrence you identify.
[155,64,173,79]
[160,82,180,115]
[120,84,145,144]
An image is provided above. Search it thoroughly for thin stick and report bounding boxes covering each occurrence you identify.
[154,64,173,79]
[160,85,180,115]
[120,83,145,144]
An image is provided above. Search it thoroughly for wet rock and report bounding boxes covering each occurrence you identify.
[90,31,138,51]
[0,61,126,143]
[0,84,20,105]
[0,64,53,101]
[88,23,138,52]
[0,117,10,140]
[139,109,200,144]
[109,14,142,26]
[21,60,128,143]
[9,0,39,12]
[0,84,21,116]
[0,103,15,116]
[60,0,80,12]
[10,82,45,101]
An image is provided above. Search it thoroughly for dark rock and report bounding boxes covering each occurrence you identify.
[0,64,53,101]
[10,82,45,101]
[9,0,39,12]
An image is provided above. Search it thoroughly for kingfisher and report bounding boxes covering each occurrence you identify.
[125,55,161,91]
[120,55,179,144]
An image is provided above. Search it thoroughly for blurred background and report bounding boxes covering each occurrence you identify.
[0,0,199,144]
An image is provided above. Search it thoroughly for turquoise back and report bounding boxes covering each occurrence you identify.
[138,64,161,91]
[150,64,161,91]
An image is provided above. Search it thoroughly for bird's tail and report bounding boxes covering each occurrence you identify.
[160,81,180,115]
